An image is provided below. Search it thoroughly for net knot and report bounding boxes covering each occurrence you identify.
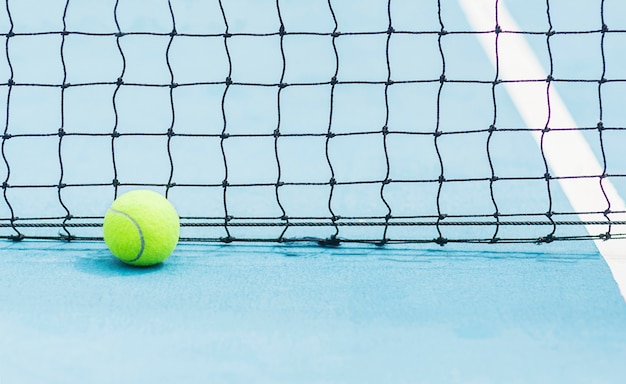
[318,235,341,247]
[9,233,25,242]
[537,234,555,244]
[434,236,448,246]
[60,233,77,242]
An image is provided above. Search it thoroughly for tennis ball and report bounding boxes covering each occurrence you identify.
[103,190,180,267]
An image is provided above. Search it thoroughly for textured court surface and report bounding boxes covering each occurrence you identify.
[1,241,625,383]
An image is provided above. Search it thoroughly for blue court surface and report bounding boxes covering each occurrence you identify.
[1,241,626,383]
[2,0,626,383]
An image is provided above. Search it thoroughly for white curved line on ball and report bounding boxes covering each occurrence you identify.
[110,208,145,262]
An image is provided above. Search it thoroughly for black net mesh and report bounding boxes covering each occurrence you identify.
[2,0,626,245]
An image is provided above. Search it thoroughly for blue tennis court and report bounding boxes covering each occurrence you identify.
[1,0,626,383]
[2,241,626,383]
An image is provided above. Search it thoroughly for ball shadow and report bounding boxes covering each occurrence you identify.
[74,250,165,277]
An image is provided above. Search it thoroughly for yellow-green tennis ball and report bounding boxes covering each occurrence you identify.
[103,190,180,267]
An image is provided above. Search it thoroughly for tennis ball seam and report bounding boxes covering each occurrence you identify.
[109,208,145,262]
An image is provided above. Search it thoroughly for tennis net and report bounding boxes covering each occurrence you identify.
[2,0,626,245]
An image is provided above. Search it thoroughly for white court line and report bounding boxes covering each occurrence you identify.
[459,0,626,300]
